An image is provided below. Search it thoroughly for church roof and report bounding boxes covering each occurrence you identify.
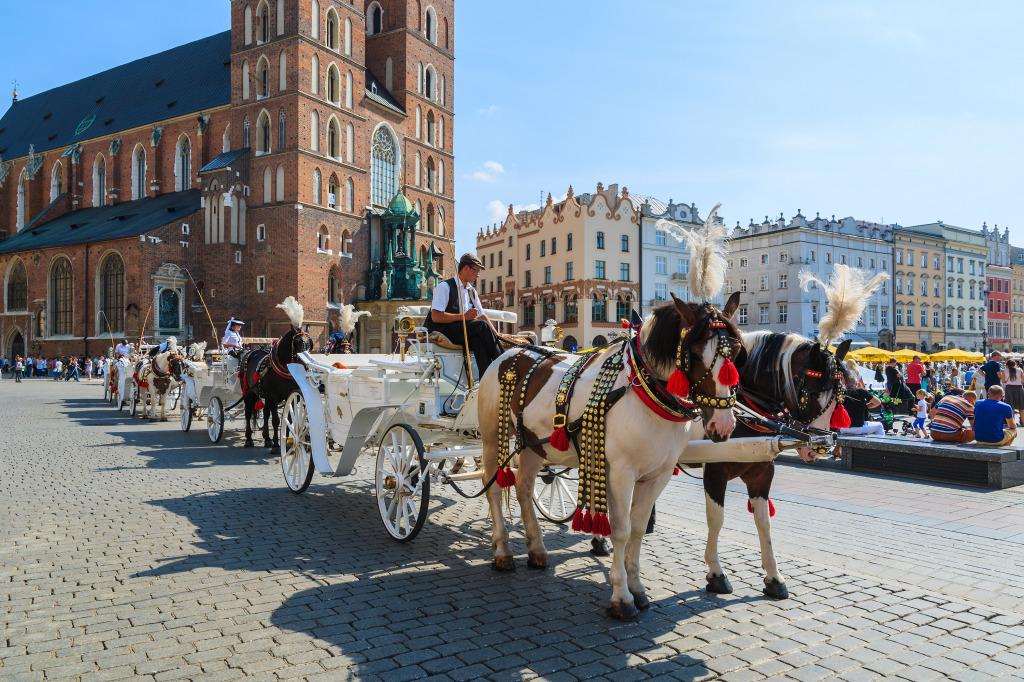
[0,189,201,255]
[364,69,406,116]
[200,147,250,172]
[0,32,231,161]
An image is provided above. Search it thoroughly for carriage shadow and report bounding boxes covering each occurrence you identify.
[134,482,733,678]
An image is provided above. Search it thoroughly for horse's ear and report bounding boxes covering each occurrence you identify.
[835,339,853,364]
[809,342,823,366]
[670,292,697,326]
[721,291,741,320]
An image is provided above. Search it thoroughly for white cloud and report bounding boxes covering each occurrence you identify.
[470,160,505,183]
[476,105,500,115]
[485,200,540,223]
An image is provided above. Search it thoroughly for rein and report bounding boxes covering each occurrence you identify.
[269,330,310,379]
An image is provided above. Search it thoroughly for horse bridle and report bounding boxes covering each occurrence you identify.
[674,304,743,411]
[269,328,312,378]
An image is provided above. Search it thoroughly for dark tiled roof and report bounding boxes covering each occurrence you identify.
[364,70,405,116]
[0,190,201,255]
[200,147,250,172]
[0,32,231,160]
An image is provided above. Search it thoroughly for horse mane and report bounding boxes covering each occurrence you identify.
[276,296,304,328]
[340,304,371,335]
[164,337,178,352]
[743,331,816,405]
[639,300,741,379]
[799,264,888,347]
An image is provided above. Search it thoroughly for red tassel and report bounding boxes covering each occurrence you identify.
[718,358,740,387]
[667,369,690,397]
[254,400,265,410]
[549,427,569,452]
[593,512,611,537]
[582,509,593,534]
[505,467,516,488]
[747,498,776,517]
[830,404,851,429]
[622,320,629,329]
[571,508,584,532]
[132,373,138,380]
[673,467,680,476]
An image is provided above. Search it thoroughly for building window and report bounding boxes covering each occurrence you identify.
[809,250,816,262]
[596,231,605,249]
[621,234,629,252]
[50,258,73,336]
[592,295,606,322]
[881,308,888,327]
[728,259,734,269]
[759,305,769,324]
[907,278,914,296]
[564,295,578,323]
[278,111,286,149]
[93,155,106,207]
[678,258,689,275]
[970,261,976,275]
[132,146,146,200]
[654,283,666,301]
[176,136,191,191]
[856,256,863,268]
[525,244,531,260]
[256,275,266,293]
[897,251,903,265]
[6,260,27,311]
[958,313,964,329]
[869,307,876,326]
[957,283,963,298]
[760,253,768,265]
[933,310,939,327]
[778,304,788,324]
[760,275,768,291]
[567,233,573,251]
[825,252,832,264]
[812,302,818,323]
[524,270,531,287]
[620,263,630,281]
[655,257,666,275]
[99,255,125,334]
[958,259,964,274]
[566,262,573,280]
[740,257,748,268]
[655,230,666,246]
[595,260,606,279]
[739,278,747,292]
[540,241,545,257]
[778,274,787,289]
[935,256,940,270]
[544,266,551,284]
[508,260,513,276]
[779,251,788,263]
[737,306,748,325]
[870,258,876,269]
[371,127,397,206]
[313,168,322,204]
[896,308,903,326]
[256,224,266,241]
[906,306,914,326]
[615,296,629,321]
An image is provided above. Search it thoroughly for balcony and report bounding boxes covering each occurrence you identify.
[671,272,687,282]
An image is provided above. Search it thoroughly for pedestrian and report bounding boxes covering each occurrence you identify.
[913,389,929,438]
[85,357,94,380]
[885,357,913,415]
[929,391,977,443]
[906,355,924,399]
[65,357,80,382]
[14,355,24,382]
[979,352,1003,392]
[1003,359,1024,428]
[845,359,866,389]
[974,385,1017,446]
[36,356,46,377]
[52,357,63,380]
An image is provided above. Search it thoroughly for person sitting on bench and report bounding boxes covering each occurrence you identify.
[425,253,504,378]
[974,385,1017,447]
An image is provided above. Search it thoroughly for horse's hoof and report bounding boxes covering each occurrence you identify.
[606,600,639,621]
[148,419,157,423]
[491,556,516,572]
[706,573,734,594]
[590,537,612,556]
[263,441,274,449]
[527,552,548,570]
[763,577,789,600]
[630,591,650,610]
[270,446,281,455]
[244,441,255,448]
[160,417,168,422]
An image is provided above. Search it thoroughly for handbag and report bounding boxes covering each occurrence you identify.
[874,367,884,383]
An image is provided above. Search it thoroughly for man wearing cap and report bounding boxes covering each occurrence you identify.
[425,253,504,377]
[222,319,244,352]
[115,339,132,358]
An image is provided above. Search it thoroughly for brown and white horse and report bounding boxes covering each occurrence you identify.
[702,332,851,599]
[479,292,746,620]
[138,347,184,422]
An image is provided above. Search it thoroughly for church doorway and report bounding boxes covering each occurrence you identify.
[7,331,25,359]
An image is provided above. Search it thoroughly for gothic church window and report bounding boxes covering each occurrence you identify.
[93,156,106,207]
[50,162,63,203]
[346,178,354,212]
[242,60,250,99]
[132,146,146,200]
[257,57,270,98]
[279,110,287,149]
[368,3,383,34]
[258,1,270,42]
[327,65,340,104]
[311,0,319,38]
[311,55,319,93]
[279,51,287,91]
[371,126,396,206]
[244,5,253,44]
[257,111,272,153]
[313,168,322,204]
[310,110,319,151]
[244,116,251,147]
[346,123,354,162]
[6,260,27,311]
[328,118,340,158]
[50,258,73,336]
[345,71,353,108]
[176,136,191,191]
[16,170,26,231]
[326,9,338,50]
[99,254,125,334]
[344,17,352,55]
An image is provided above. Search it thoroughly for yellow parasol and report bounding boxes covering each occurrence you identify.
[891,348,928,362]
[927,348,981,362]
[846,346,891,362]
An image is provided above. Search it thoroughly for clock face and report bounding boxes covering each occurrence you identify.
[75,115,96,136]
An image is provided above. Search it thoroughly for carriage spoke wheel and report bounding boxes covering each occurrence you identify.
[129,385,139,417]
[207,396,224,443]
[281,391,314,494]
[375,424,429,542]
[180,396,192,432]
[533,467,579,523]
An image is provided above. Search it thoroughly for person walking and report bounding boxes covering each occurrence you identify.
[65,357,80,382]
[85,357,94,380]
[930,391,977,443]
[14,356,24,382]
[979,352,1004,392]
[906,355,924,399]
[974,385,1017,446]
[52,357,63,380]
[1003,359,1024,427]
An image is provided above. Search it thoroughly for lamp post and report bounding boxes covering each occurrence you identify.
[982,330,988,357]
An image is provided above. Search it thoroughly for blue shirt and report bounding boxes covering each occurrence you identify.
[973,399,1014,443]
[980,361,1002,388]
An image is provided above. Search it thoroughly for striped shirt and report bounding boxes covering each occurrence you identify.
[930,396,974,433]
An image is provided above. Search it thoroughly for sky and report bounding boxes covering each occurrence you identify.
[3,1,1022,253]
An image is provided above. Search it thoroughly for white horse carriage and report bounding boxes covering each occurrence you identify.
[278,305,834,545]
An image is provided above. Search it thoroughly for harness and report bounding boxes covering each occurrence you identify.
[269,331,310,379]
[666,304,741,410]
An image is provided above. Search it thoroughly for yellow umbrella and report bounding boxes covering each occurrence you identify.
[847,346,890,362]
[891,348,928,362]
[928,349,979,362]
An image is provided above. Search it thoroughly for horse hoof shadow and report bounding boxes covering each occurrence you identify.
[269,446,281,455]
[606,600,639,621]
[630,591,650,610]
[491,556,515,572]
[243,441,255,448]
[706,573,734,594]
[763,578,789,599]
[160,418,168,422]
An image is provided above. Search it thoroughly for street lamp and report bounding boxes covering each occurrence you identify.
[982,330,988,357]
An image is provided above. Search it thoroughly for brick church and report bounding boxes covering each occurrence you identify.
[0,0,454,360]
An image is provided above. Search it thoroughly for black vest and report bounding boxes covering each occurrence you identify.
[426,278,472,332]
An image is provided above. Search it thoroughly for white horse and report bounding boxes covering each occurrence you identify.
[137,338,183,422]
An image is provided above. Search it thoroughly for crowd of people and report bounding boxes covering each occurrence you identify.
[839,351,1022,448]
[0,354,110,383]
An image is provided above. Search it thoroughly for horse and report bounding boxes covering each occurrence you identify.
[109,355,133,406]
[237,297,313,453]
[702,333,851,599]
[478,292,747,620]
[137,345,184,422]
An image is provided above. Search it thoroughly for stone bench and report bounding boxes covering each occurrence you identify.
[838,434,1024,489]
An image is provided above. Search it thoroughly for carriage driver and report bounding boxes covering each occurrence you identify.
[425,253,504,377]
[222,318,244,354]
[114,338,132,358]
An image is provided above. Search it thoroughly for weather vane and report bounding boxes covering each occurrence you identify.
[12,79,18,101]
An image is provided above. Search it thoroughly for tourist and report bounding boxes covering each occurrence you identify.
[940,378,964,397]
[13,356,24,382]
[929,390,977,444]
[913,389,929,438]
[979,352,1003,392]
[885,357,913,415]
[36,356,46,377]
[65,357,80,382]
[52,357,63,380]
[85,357,94,380]
[845,359,865,389]
[838,373,884,437]
[974,385,1017,447]
[1003,359,1024,428]
[906,355,924,398]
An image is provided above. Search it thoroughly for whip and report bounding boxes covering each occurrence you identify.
[437,214,474,388]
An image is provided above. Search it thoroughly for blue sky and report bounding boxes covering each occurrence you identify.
[4,1,1022,252]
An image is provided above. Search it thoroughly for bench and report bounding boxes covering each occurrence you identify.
[838,434,1024,489]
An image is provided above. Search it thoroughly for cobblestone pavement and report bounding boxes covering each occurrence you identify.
[3,379,1024,681]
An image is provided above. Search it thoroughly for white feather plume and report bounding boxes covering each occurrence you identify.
[164,337,177,351]
[189,341,207,360]
[276,296,304,328]
[656,202,728,302]
[799,264,889,347]
[339,304,371,335]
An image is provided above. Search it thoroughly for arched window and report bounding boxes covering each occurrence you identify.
[346,123,354,162]
[426,157,435,191]
[371,126,397,206]
[368,2,383,34]
[544,297,556,322]
[415,151,421,186]
[326,8,338,50]
[327,65,340,104]
[415,106,422,139]
[50,162,63,203]
[311,54,319,93]
[344,17,352,55]
[258,1,270,42]
[417,62,423,93]
[176,136,191,191]
[16,170,26,231]
[616,295,630,321]
[278,110,287,149]
[132,146,146,200]
[6,259,27,311]
[328,269,339,303]
[345,71,353,108]
[318,226,329,251]
[279,51,287,91]
[313,168,322,204]
[592,294,607,322]
[235,193,247,245]
[564,295,578,323]
[444,17,449,48]
[426,203,435,233]
[242,60,250,99]
[426,110,435,145]
[311,0,319,38]
[327,118,340,158]
[50,258,73,336]
[244,5,253,44]
[92,156,106,207]
[257,111,272,153]
[243,116,251,147]
[437,205,445,236]
[99,254,125,334]
[440,75,446,106]
[277,0,284,35]
[256,56,270,98]
[263,166,273,203]
[328,175,338,207]
[346,177,354,212]
[385,57,393,90]
[222,123,231,153]
[341,228,352,255]
[425,6,437,43]
[310,110,319,151]
[424,66,434,100]
[438,159,444,195]
[276,165,285,202]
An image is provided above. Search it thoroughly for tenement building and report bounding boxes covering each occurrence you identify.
[1012,246,1024,353]
[892,225,948,353]
[726,212,894,347]
[0,0,455,360]
[983,223,1011,353]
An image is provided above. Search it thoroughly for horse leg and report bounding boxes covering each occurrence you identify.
[269,404,280,454]
[704,463,733,594]
[623,473,672,611]
[478,378,513,571]
[243,395,255,447]
[605,465,638,621]
[742,464,788,599]
[513,451,548,570]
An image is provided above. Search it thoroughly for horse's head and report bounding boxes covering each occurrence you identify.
[279,326,314,364]
[790,338,852,461]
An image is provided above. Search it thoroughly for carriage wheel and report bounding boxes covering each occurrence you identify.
[103,381,111,402]
[170,385,181,411]
[375,424,429,542]
[533,467,579,523]
[281,391,314,494]
[117,386,125,411]
[129,385,139,417]
[180,396,193,432]
[207,396,224,443]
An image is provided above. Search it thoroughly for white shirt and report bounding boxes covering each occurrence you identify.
[115,343,132,356]
[430,279,483,317]
[222,330,243,348]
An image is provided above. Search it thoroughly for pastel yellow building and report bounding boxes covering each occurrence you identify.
[892,227,947,352]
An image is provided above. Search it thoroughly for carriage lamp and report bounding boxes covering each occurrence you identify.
[540,319,563,347]
[395,307,416,361]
